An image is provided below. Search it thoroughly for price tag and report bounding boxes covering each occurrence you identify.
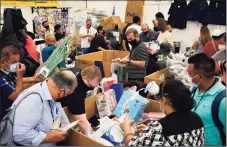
[38,66,50,78]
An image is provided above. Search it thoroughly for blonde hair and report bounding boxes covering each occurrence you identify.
[45,34,55,42]
[81,65,102,81]
[200,26,212,45]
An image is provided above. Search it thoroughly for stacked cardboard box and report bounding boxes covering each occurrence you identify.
[125,0,145,23]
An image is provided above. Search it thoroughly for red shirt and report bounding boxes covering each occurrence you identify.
[203,40,218,57]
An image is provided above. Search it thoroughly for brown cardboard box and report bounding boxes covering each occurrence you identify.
[102,16,124,30]
[127,0,145,6]
[144,68,191,88]
[125,4,144,23]
[76,50,129,77]
[64,95,161,146]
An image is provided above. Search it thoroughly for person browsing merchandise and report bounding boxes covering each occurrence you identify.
[187,53,226,146]
[79,19,96,54]
[54,24,65,41]
[0,45,41,121]
[121,80,204,146]
[61,66,102,134]
[104,22,121,50]
[12,71,77,146]
[88,26,108,53]
[140,24,158,42]
[119,28,149,82]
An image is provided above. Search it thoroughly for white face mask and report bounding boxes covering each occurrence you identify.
[188,74,201,88]
[9,63,18,73]
[218,44,226,51]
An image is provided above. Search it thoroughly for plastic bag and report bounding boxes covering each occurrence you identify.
[96,89,117,118]
[100,73,118,92]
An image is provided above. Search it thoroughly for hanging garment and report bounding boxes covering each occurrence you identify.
[168,0,188,29]
[25,35,39,62]
[202,0,226,25]
[187,0,209,23]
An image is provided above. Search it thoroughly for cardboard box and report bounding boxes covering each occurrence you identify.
[144,68,191,88]
[64,95,161,146]
[125,4,144,23]
[102,16,124,30]
[76,50,129,77]
[127,0,145,7]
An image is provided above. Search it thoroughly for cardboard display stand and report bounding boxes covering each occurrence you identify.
[127,0,145,7]
[124,4,144,23]
[76,50,129,77]
[144,68,191,88]
[64,95,161,146]
[101,16,124,30]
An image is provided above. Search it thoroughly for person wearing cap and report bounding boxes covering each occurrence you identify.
[203,29,226,57]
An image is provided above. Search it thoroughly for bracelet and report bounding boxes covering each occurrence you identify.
[125,133,134,140]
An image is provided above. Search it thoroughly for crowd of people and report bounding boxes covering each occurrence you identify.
[0,11,226,146]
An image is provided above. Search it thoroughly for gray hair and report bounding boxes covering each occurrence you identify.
[125,28,139,37]
[51,70,77,90]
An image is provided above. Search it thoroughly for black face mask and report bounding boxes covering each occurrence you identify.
[114,25,119,30]
[128,39,138,47]
[45,25,50,30]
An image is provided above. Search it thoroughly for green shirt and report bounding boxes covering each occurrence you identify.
[191,77,226,146]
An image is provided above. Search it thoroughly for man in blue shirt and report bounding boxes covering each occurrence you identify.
[187,53,226,146]
[0,45,41,120]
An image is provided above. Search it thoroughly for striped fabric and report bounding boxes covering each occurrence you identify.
[127,42,149,79]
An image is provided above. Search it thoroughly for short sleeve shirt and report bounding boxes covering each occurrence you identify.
[0,69,16,119]
[41,46,66,68]
[61,73,92,115]
[105,29,121,49]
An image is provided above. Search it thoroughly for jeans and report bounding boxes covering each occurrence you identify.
[81,48,89,54]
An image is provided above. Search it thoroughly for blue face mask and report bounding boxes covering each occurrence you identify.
[9,63,18,73]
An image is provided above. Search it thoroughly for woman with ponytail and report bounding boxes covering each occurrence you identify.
[121,79,205,146]
[192,24,211,54]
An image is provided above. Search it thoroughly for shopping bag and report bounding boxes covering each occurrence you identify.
[100,73,118,92]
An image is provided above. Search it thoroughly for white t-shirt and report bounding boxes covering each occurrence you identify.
[79,26,96,48]
[157,31,174,47]
[126,24,142,35]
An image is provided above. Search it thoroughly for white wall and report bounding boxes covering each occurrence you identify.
[1,1,226,53]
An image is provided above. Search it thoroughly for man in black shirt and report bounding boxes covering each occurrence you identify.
[61,66,102,134]
[104,23,121,50]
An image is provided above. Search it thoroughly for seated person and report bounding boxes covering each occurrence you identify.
[88,26,108,53]
[0,45,41,120]
[121,79,204,146]
[41,34,66,71]
[61,66,102,134]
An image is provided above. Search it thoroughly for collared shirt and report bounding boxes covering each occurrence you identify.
[0,69,16,120]
[79,26,96,48]
[191,77,226,146]
[13,81,69,146]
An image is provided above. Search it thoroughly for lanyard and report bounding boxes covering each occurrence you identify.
[192,79,217,111]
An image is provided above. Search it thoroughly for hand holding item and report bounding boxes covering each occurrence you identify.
[119,58,129,64]
[16,63,26,78]
[137,124,147,132]
[49,130,67,143]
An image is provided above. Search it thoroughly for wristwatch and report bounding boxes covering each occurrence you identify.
[128,59,131,65]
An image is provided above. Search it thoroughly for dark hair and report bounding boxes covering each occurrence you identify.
[123,23,132,34]
[133,16,140,24]
[213,32,226,40]
[42,20,48,26]
[86,19,92,22]
[156,12,165,19]
[159,79,195,112]
[27,31,35,40]
[188,53,216,78]
[0,45,20,62]
[97,25,103,34]
[125,28,139,37]
[157,18,167,33]
[54,24,61,33]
